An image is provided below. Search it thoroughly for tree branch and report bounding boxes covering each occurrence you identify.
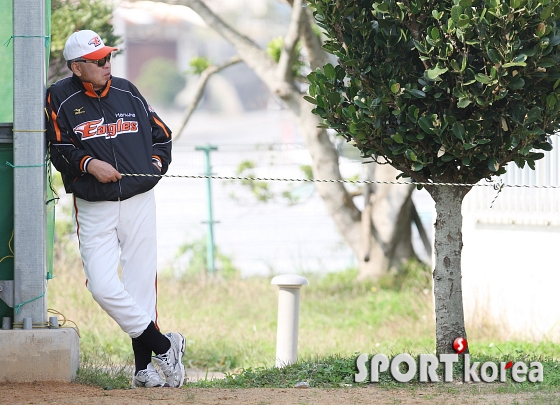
[174,55,242,141]
[285,0,331,71]
[156,0,302,106]
[301,7,331,71]
[277,0,304,82]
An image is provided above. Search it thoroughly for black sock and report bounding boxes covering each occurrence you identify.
[135,321,171,355]
[131,338,152,374]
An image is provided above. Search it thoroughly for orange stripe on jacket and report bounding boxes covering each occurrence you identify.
[153,116,170,138]
[79,156,91,172]
[48,93,62,142]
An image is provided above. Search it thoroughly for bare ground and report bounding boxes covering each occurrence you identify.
[2,382,560,405]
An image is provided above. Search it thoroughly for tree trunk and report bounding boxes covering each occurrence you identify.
[427,185,471,355]
[293,99,362,255]
[359,163,416,279]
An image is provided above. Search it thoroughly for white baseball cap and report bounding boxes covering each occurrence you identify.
[63,30,118,61]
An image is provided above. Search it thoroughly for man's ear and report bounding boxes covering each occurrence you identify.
[70,62,82,77]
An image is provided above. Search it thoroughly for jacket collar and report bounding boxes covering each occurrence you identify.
[72,74,112,99]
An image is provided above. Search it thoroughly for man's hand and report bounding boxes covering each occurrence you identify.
[87,159,122,183]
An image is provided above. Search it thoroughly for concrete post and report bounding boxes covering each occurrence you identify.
[13,0,47,324]
[271,274,308,367]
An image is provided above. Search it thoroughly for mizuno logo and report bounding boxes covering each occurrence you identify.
[74,118,138,140]
[74,107,85,115]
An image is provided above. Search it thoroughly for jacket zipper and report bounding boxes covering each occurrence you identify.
[98,94,122,197]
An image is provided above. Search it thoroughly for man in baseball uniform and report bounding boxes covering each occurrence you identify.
[46,30,184,388]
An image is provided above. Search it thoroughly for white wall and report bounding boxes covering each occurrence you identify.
[462,214,560,341]
[461,136,560,341]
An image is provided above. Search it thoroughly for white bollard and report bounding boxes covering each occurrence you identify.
[271,274,308,368]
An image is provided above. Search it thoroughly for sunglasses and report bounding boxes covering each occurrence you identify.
[75,53,112,67]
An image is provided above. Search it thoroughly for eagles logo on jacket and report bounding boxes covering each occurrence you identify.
[46,74,172,202]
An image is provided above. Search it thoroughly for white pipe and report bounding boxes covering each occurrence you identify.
[271,274,308,368]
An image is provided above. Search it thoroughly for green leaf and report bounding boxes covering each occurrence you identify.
[550,35,560,47]
[451,5,463,22]
[502,62,527,68]
[457,98,472,108]
[487,49,501,64]
[354,98,368,108]
[475,73,493,84]
[405,89,426,98]
[432,10,443,20]
[418,117,435,134]
[425,66,448,80]
[538,60,556,68]
[411,162,424,171]
[538,141,553,151]
[525,107,542,124]
[327,92,341,104]
[450,60,461,71]
[373,2,389,13]
[393,133,404,144]
[547,94,557,108]
[452,122,465,140]
[413,40,428,54]
[391,83,401,94]
[508,77,525,90]
[405,149,418,161]
[324,63,336,80]
[336,67,346,81]
[457,15,471,28]
[488,157,499,172]
[430,27,440,40]
[303,95,317,105]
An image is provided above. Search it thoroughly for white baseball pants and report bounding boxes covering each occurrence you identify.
[73,189,158,338]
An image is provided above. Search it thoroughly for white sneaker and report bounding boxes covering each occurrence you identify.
[153,332,186,388]
[132,363,170,388]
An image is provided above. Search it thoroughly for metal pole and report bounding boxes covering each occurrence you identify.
[195,144,218,274]
[12,0,47,324]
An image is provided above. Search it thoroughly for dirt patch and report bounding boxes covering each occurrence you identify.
[1,382,558,405]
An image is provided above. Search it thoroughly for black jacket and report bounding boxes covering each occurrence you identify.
[46,75,172,201]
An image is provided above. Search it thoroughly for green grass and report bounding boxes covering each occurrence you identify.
[74,349,133,390]
[48,240,560,390]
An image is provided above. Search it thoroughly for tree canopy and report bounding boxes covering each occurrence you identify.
[306,0,560,185]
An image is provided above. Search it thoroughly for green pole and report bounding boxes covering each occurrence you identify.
[195,144,218,274]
